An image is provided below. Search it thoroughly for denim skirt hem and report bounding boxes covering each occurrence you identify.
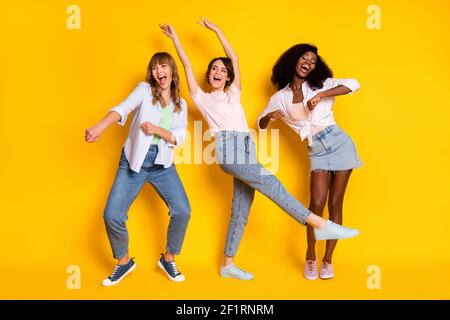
[308,125,363,172]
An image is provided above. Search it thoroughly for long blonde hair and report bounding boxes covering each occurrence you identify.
[146,52,182,113]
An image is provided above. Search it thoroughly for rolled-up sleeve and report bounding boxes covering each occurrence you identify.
[257,93,283,130]
[323,78,360,94]
[109,82,147,126]
[167,100,188,147]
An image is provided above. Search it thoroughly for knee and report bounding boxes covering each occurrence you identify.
[170,201,191,221]
[310,197,327,214]
[103,212,126,228]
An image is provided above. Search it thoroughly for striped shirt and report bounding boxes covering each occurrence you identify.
[257,78,360,146]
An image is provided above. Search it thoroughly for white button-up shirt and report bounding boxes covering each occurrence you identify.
[110,82,188,172]
[258,78,360,146]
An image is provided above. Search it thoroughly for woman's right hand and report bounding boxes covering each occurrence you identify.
[159,23,177,40]
[85,124,104,143]
[197,17,220,33]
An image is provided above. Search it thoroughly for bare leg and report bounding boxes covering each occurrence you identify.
[306,170,332,260]
[323,170,352,263]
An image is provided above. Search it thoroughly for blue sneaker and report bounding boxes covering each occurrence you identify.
[157,254,185,282]
[220,263,254,280]
[314,220,359,240]
[102,258,136,287]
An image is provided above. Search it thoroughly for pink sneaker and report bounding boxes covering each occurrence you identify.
[304,260,318,280]
[320,261,335,279]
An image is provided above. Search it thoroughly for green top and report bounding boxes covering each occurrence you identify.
[151,104,174,145]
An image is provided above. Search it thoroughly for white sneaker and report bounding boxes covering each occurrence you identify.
[314,220,359,240]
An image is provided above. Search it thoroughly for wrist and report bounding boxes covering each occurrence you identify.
[97,122,107,132]
[154,125,163,136]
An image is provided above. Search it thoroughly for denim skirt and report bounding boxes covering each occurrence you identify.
[308,125,362,172]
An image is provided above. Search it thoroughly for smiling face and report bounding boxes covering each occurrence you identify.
[295,51,317,78]
[151,62,173,90]
[207,59,231,91]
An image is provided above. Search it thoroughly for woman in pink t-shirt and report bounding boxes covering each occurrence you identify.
[161,18,359,280]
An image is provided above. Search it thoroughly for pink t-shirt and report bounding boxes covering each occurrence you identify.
[191,83,249,134]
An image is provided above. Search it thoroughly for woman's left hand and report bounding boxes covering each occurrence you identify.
[140,122,160,136]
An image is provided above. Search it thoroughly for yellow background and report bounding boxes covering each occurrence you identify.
[1,0,449,299]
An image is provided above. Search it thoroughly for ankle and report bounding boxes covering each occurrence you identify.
[223,256,234,267]
[118,255,130,265]
[306,248,316,260]
[164,252,175,262]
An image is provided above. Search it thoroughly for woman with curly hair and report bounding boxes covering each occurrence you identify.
[258,44,362,280]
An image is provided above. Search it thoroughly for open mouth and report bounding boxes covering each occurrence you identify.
[158,75,167,86]
[212,76,222,83]
[301,64,310,73]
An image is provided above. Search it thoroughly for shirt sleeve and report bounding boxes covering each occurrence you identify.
[228,82,242,101]
[109,82,147,126]
[322,77,360,94]
[190,86,207,114]
[167,99,188,147]
[257,93,284,130]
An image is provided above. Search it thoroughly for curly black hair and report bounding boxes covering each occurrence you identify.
[271,44,333,90]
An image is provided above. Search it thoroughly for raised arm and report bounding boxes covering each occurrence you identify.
[198,17,241,89]
[160,24,199,96]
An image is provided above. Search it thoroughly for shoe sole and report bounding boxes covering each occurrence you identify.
[315,232,359,241]
[304,274,318,280]
[220,271,253,281]
[102,263,136,287]
[315,228,360,241]
[157,261,185,282]
[320,274,335,280]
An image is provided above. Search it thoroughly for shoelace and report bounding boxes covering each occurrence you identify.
[329,221,346,232]
[306,261,315,272]
[109,264,121,280]
[233,265,249,275]
[322,262,330,270]
[169,261,180,275]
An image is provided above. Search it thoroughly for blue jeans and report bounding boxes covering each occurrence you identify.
[103,145,191,259]
[215,131,312,257]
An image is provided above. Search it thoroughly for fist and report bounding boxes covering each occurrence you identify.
[140,122,159,135]
[307,93,322,111]
[268,110,285,121]
[85,125,103,143]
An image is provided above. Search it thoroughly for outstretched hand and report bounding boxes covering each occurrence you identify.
[197,17,219,32]
[159,23,177,39]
